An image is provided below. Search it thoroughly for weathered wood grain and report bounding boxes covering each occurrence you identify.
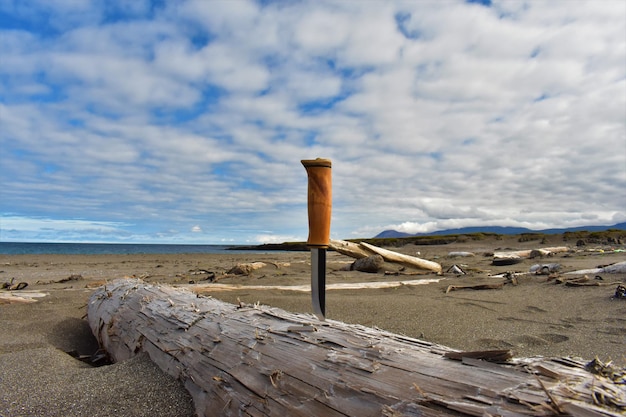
[88,279,625,417]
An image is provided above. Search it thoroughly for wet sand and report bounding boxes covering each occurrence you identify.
[1,234,625,416]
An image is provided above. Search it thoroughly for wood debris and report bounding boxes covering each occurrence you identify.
[88,278,626,417]
[35,274,84,285]
[550,274,623,287]
[446,273,518,293]
[0,291,48,304]
[329,239,442,273]
[564,261,626,276]
[1,277,29,290]
[446,282,505,293]
[192,278,442,293]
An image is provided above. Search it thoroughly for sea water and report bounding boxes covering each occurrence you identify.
[0,242,271,255]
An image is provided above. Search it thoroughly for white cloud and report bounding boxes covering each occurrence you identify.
[1,0,624,244]
[253,234,300,245]
[0,215,132,242]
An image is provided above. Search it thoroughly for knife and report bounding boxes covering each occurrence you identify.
[301,158,332,320]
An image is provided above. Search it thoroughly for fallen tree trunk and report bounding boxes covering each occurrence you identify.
[88,279,624,417]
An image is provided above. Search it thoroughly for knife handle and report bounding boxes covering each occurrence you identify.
[302,158,332,248]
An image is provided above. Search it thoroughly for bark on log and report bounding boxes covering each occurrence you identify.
[88,279,625,417]
[359,242,442,273]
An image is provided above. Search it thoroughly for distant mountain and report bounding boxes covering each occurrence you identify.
[375,230,416,238]
[374,222,626,239]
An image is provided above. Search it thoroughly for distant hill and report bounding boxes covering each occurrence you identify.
[374,222,626,239]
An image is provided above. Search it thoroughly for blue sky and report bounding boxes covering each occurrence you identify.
[1,0,625,244]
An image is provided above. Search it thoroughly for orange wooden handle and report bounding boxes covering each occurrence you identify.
[302,158,332,247]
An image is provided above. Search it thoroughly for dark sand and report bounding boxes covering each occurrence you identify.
[1,235,625,416]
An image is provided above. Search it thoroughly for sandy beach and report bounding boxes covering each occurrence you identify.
[1,234,625,416]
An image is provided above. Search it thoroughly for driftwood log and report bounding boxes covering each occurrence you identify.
[359,242,442,273]
[493,247,570,259]
[564,261,626,276]
[191,278,442,293]
[329,239,442,273]
[329,239,372,259]
[88,279,625,417]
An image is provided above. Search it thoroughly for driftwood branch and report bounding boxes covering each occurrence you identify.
[359,242,442,273]
[329,239,442,273]
[329,239,371,259]
[445,282,505,293]
[493,246,570,265]
[88,279,625,417]
[191,278,442,293]
[493,246,570,259]
[564,261,626,276]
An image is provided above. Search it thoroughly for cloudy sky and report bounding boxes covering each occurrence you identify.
[1,0,625,244]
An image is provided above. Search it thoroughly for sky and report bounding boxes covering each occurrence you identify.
[1,0,625,244]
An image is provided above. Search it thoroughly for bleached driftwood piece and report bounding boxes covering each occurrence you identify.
[328,239,371,259]
[0,291,48,304]
[359,241,442,273]
[191,278,441,293]
[88,279,625,417]
[493,246,570,260]
[329,239,442,273]
[564,260,626,275]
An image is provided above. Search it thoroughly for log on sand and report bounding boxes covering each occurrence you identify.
[0,290,48,304]
[493,246,570,260]
[88,279,624,417]
[564,261,626,276]
[329,239,442,273]
[191,278,442,293]
[328,239,371,259]
[359,242,442,273]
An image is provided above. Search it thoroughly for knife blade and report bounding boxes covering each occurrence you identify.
[301,158,332,321]
[310,246,326,319]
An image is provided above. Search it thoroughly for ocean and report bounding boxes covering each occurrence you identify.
[0,242,273,255]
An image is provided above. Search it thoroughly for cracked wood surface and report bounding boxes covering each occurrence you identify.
[88,279,625,417]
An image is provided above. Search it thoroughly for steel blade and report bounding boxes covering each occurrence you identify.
[311,248,326,320]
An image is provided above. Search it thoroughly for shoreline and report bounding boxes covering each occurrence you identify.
[2,234,625,363]
[1,234,625,416]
